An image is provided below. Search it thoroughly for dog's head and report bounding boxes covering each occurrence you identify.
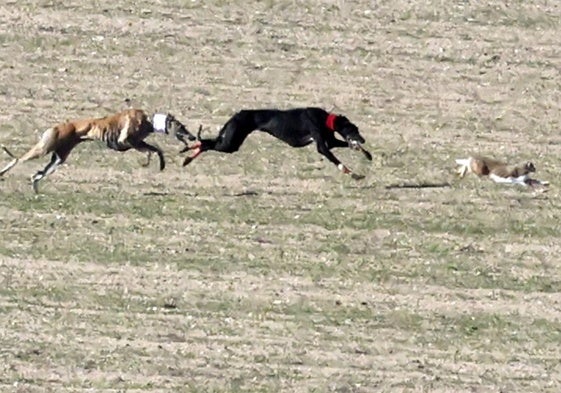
[166,114,197,142]
[152,113,196,142]
[333,115,372,161]
[524,161,536,173]
[334,115,366,148]
[333,116,372,161]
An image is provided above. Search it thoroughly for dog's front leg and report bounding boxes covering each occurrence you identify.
[133,141,165,171]
[327,137,373,162]
[316,142,364,180]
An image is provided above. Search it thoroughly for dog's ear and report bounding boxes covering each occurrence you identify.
[339,116,359,133]
[337,116,365,144]
[334,115,349,129]
[338,115,349,123]
[165,114,176,134]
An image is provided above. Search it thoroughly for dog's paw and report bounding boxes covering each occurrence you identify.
[362,149,373,161]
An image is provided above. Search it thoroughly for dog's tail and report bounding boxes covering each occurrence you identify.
[455,157,472,178]
[2,145,17,159]
[0,145,19,176]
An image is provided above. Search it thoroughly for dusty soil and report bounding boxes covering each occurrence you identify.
[1,0,561,392]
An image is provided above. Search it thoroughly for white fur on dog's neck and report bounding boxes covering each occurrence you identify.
[152,113,167,133]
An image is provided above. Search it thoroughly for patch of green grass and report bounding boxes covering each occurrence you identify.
[443,313,561,347]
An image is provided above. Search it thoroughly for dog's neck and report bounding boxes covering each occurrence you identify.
[326,113,337,131]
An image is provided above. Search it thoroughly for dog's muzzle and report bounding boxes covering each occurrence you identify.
[177,126,197,141]
[347,138,363,150]
[347,137,372,161]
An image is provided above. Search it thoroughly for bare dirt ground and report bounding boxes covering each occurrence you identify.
[1,0,561,392]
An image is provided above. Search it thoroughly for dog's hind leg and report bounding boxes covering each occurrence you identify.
[30,142,75,193]
[183,118,256,167]
[179,141,200,154]
[31,152,63,193]
[207,113,257,154]
[182,142,203,166]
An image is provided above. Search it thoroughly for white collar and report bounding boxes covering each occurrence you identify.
[152,113,167,133]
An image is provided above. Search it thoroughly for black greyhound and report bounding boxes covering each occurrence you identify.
[179,107,372,179]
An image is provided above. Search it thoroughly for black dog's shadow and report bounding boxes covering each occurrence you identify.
[346,180,451,190]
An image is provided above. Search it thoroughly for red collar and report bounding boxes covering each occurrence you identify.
[326,113,337,131]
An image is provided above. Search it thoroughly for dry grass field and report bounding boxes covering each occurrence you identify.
[1,0,561,392]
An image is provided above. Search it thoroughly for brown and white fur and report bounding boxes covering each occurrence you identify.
[455,156,548,188]
[0,108,194,192]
